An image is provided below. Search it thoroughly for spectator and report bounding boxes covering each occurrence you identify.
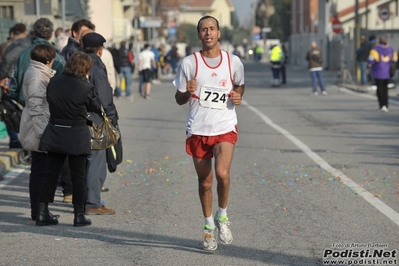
[10,18,65,106]
[232,45,242,58]
[356,35,370,85]
[54,27,68,52]
[116,41,132,100]
[269,44,283,86]
[128,42,135,74]
[36,52,101,226]
[159,44,171,75]
[82,32,119,215]
[168,44,180,74]
[151,43,161,84]
[9,18,65,149]
[305,41,327,96]
[0,26,15,61]
[61,19,95,62]
[138,43,156,99]
[18,44,57,221]
[368,35,398,112]
[0,23,30,87]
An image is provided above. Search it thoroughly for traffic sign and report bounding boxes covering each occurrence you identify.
[378,6,390,21]
[332,18,342,34]
[139,16,163,28]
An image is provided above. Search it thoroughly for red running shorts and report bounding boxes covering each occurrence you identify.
[186,130,238,159]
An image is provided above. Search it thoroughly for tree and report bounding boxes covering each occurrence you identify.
[231,11,240,29]
[254,0,291,42]
[176,23,198,45]
[268,0,291,41]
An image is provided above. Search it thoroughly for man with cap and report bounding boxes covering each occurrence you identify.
[82,32,119,215]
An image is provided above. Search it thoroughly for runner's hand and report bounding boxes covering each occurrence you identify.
[230,90,242,105]
[187,78,197,95]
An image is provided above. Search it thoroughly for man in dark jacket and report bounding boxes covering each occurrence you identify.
[82,32,119,215]
[356,35,370,85]
[10,18,65,106]
[61,19,95,61]
[0,23,30,83]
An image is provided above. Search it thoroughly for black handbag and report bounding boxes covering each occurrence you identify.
[88,107,120,150]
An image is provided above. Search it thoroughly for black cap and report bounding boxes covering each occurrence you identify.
[82,32,106,48]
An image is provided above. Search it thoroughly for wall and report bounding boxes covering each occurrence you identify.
[89,0,113,43]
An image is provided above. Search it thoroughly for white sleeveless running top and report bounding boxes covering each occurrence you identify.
[186,50,237,136]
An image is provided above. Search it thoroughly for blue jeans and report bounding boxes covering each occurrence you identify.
[310,70,326,93]
[358,61,368,85]
[119,66,132,97]
[7,125,21,148]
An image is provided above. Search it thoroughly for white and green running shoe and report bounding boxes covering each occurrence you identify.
[203,225,218,251]
[214,212,233,244]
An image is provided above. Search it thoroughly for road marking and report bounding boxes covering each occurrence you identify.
[0,168,26,188]
[242,99,399,226]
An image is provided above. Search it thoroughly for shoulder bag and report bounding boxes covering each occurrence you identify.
[89,107,120,150]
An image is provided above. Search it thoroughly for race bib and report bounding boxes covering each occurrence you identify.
[199,85,228,109]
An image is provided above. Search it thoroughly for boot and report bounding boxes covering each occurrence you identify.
[36,202,58,226]
[73,205,91,227]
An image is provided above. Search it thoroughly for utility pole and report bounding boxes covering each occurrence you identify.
[61,0,65,30]
[299,0,304,33]
[318,0,329,67]
[35,0,40,20]
[354,0,360,82]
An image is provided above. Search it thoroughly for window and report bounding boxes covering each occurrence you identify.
[0,6,14,20]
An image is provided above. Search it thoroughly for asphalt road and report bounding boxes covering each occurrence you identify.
[1,61,398,266]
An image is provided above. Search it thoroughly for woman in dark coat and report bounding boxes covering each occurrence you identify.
[36,52,101,227]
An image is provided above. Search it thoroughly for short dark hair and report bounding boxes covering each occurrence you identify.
[12,23,27,35]
[30,44,56,64]
[71,19,95,38]
[84,46,102,54]
[144,43,149,49]
[197,15,219,33]
[33,18,53,40]
[379,35,387,45]
[64,52,93,78]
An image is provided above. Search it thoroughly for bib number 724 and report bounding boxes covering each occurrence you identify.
[199,85,228,109]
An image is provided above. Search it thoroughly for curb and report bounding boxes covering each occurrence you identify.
[0,149,21,177]
[338,83,399,101]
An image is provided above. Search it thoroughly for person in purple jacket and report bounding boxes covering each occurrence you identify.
[368,35,398,112]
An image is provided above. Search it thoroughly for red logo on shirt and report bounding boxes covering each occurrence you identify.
[211,72,217,77]
[219,79,227,87]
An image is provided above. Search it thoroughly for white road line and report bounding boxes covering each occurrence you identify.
[0,168,26,188]
[242,99,399,226]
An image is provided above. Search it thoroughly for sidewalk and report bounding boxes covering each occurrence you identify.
[0,136,21,180]
[287,63,399,101]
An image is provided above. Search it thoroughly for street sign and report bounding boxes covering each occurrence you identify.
[262,27,271,33]
[332,18,342,34]
[139,16,163,28]
[378,6,390,21]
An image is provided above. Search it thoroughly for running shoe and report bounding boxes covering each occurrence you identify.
[214,212,233,244]
[203,225,217,251]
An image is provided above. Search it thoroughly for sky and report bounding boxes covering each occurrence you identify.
[231,0,258,26]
